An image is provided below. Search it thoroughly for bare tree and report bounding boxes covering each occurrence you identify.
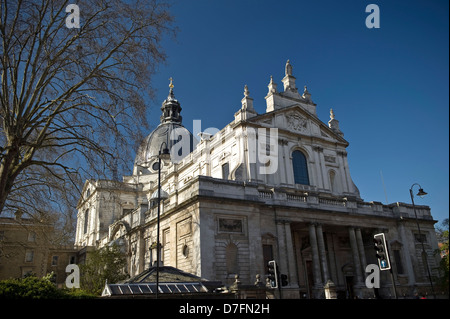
[0,0,175,220]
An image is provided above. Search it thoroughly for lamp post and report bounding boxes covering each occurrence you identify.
[154,143,170,299]
[409,183,435,298]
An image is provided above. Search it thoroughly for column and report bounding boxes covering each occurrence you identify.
[326,232,339,285]
[348,227,363,285]
[309,223,323,287]
[137,229,145,273]
[355,228,367,275]
[284,223,299,287]
[316,224,330,282]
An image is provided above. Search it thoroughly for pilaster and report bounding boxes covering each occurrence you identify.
[398,221,416,286]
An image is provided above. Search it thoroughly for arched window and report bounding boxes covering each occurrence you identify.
[292,150,309,185]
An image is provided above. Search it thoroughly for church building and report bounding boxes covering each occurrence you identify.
[75,61,440,298]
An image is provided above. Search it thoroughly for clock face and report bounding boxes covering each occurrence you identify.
[152,162,160,171]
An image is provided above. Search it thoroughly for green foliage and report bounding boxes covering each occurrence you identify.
[0,273,97,299]
[79,244,128,295]
[0,274,64,299]
[435,218,449,293]
[63,288,98,299]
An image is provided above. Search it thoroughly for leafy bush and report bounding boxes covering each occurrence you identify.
[63,288,97,299]
[0,274,96,299]
[0,275,65,299]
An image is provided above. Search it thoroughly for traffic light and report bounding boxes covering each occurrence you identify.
[373,233,391,270]
[280,274,288,287]
[267,260,278,288]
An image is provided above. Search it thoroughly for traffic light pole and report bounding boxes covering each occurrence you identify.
[374,233,398,299]
[388,250,398,299]
[268,260,288,299]
[278,282,282,299]
[389,268,398,299]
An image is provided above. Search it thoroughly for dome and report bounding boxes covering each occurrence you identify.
[134,122,195,167]
[134,81,197,168]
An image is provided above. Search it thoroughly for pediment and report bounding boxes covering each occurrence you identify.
[247,104,348,145]
[285,109,308,133]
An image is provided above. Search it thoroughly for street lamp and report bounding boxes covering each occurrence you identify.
[151,142,170,299]
[409,183,435,298]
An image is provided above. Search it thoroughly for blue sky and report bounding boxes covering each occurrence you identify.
[144,0,449,224]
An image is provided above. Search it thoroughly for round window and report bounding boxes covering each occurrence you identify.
[152,161,160,171]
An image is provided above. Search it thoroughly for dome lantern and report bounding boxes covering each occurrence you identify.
[133,78,197,169]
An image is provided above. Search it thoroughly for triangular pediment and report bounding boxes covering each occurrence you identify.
[247,104,348,146]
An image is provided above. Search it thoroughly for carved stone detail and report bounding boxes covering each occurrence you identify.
[287,112,307,133]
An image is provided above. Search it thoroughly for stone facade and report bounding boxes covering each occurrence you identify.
[75,61,440,298]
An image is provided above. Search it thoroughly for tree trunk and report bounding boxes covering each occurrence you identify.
[0,146,20,214]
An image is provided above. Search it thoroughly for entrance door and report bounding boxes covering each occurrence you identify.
[345,276,354,299]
